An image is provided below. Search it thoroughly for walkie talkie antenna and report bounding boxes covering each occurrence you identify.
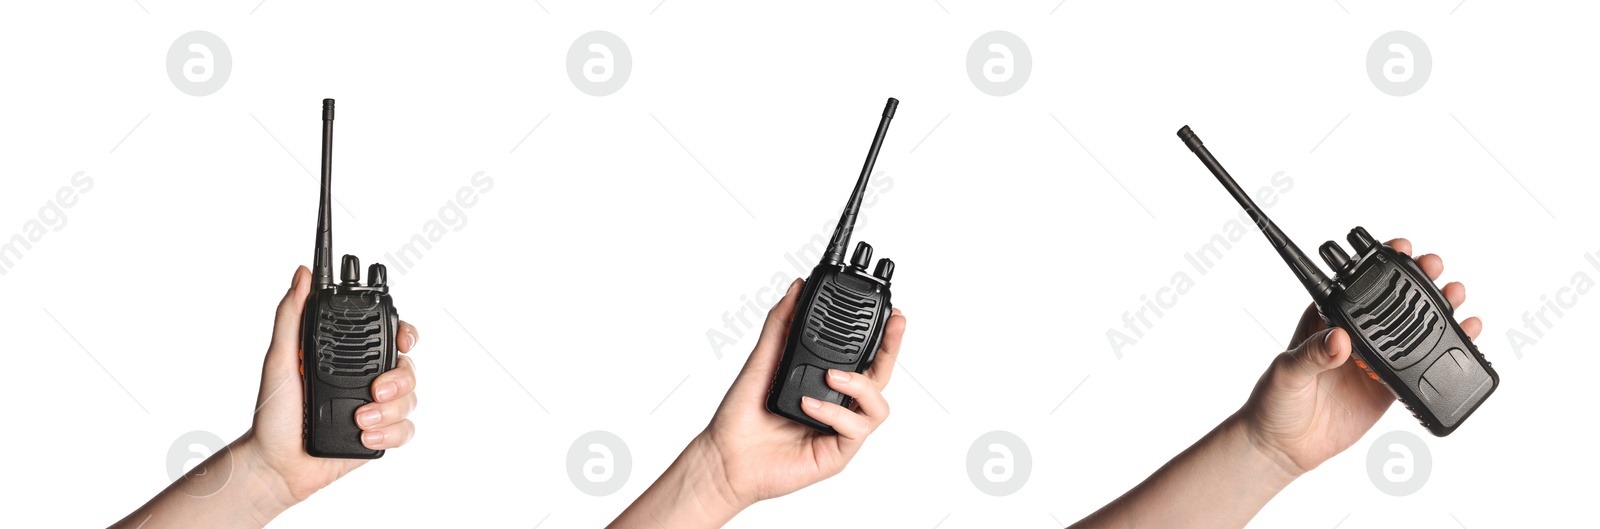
[313,98,336,290]
[1178,125,1332,296]
[824,97,898,264]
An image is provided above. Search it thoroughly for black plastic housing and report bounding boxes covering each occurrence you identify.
[1316,228,1497,436]
[1179,125,1497,437]
[767,247,894,433]
[766,98,899,434]
[301,261,400,458]
[300,99,402,458]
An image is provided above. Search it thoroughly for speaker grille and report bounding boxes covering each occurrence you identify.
[803,281,875,362]
[316,310,384,377]
[1351,272,1439,365]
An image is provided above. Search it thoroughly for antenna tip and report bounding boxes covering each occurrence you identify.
[1176,125,1202,151]
[883,98,898,118]
[323,99,335,120]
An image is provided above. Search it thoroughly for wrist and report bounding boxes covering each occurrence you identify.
[684,432,754,515]
[609,432,749,528]
[232,432,301,521]
[1224,413,1306,484]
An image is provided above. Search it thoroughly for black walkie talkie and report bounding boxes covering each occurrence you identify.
[301,99,401,458]
[1178,126,1497,436]
[766,98,899,434]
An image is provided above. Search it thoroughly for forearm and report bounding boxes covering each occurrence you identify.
[111,436,296,529]
[609,433,748,529]
[1070,414,1298,529]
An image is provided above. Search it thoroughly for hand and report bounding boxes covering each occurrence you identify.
[1234,238,1481,476]
[698,278,908,506]
[608,277,908,528]
[1070,238,1483,529]
[112,266,422,528]
[243,266,423,503]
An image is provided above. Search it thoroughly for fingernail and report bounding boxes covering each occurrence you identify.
[1324,331,1338,357]
[802,396,821,410]
[290,269,301,289]
[362,431,385,447]
[357,409,381,428]
[374,382,397,401]
[828,369,849,385]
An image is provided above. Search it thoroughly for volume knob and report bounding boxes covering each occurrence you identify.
[367,263,387,287]
[341,255,361,284]
[874,258,895,281]
[1348,227,1377,255]
[851,241,873,269]
[1319,241,1352,273]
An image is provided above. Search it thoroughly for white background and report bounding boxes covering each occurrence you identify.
[2,1,1596,527]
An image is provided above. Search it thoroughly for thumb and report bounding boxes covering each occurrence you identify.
[265,266,312,374]
[1273,327,1351,390]
[735,278,804,385]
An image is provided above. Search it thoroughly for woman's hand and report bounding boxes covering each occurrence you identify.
[1072,238,1481,529]
[698,278,906,505]
[1234,238,1480,476]
[243,265,423,502]
[609,277,908,528]
[112,266,422,528]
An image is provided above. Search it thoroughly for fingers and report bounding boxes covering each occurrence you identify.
[738,279,804,380]
[1272,327,1351,391]
[359,350,419,447]
[1416,253,1444,281]
[801,397,873,443]
[372,355,417,403]
[271,267,312,348]
[1384,237,1470,312]
[1386,238,1412,256]
[828,369,889,421]
[1443,281,1466,310]
[801,369,891,443]
[267,267,312,368]
[398,320,420,353]
[757,279,804,346]
[361,419,415,450]
[865,308,906,389]
[356,391,417,430]
[1460,316,1483,340]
